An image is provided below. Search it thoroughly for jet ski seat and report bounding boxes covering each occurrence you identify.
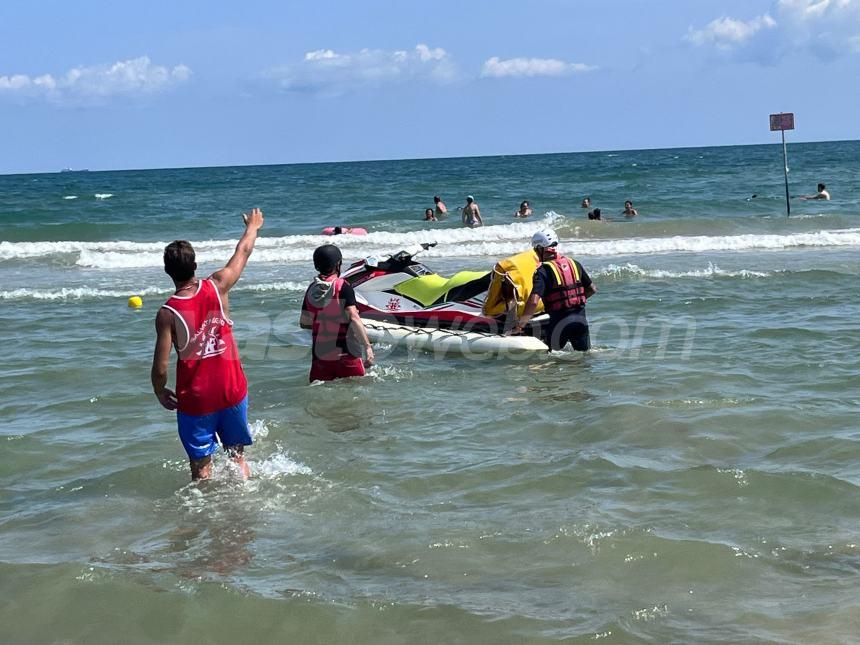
[394,271,491,307]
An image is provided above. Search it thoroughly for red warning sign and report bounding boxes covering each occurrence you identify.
[770,113,795,131]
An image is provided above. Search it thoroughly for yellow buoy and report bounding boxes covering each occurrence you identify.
[128,296,143,309]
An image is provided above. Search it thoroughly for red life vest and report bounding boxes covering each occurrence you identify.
[542,255,587,312]
[303,276,352,361]
[162,279,247,416]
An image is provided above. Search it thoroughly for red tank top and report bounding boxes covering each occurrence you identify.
[303,276,353,362]
[162,279,247,416]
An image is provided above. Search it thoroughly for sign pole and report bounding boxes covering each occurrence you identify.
[781,128,790,217]
[769,112,795,217]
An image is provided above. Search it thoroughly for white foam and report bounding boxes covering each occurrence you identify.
[94,193,113,200]
[0,281,305,302]
[255,451,313,478]
[597,262,770,279]
[572,229,860,257]
[0,286,165,301]
[3,220,860,269]
[63,195,78,200]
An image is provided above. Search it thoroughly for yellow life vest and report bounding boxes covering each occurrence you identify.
[482,249,544,317]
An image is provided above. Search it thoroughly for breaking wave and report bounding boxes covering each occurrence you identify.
[0,281,307,302]
[2,218,860,270]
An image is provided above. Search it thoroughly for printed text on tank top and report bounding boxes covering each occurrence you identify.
[161,278,246,416]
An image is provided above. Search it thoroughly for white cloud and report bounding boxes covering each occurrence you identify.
[0,57,191,103]
[481,56,596,78]
[685,14,777,49]
[778,0,855,20]
[265,44,458,94]
[687,0,860,58]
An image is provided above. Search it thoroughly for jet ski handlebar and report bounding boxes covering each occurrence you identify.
[363,242,436,269]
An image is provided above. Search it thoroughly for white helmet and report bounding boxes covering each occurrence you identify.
[531,228,558,249]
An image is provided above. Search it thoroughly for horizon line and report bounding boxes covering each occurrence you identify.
[2,136,857,178]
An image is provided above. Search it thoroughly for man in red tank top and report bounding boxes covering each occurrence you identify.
[151,208,264,480]
[300,244,375,382]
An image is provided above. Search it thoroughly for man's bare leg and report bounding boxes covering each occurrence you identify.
[190,455,213,480]
[225,445,251,480]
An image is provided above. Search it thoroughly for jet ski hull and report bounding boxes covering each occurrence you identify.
[363,319,549,355]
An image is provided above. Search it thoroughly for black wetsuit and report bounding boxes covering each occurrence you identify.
[531,261,592,351]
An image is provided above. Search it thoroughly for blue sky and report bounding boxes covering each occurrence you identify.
[1,0,858,173]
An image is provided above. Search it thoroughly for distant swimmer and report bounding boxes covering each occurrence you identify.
[434,195,448,217]
[424,208,437,221]
[581,197,591,209]
[622,200,638,217]
[797,183,831,201]
[514,200,533,218]
[461,195,483,228]
[511,228,597,351]
[300,244,374,382]
[587,208,602,220]
[151,207,264,480]
[322,226,368,236]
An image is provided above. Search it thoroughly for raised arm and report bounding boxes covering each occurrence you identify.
[210,208,265,294]
[151,308,178,410]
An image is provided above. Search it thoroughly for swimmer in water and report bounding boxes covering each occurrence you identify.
[581,197,591,209]
[514,200,533,218]
[461,195,483,228]
[797,183,831,201]
[434,195,447,217]
[587,208,602,220]
[424,208,437,221]
[622,200,638,217]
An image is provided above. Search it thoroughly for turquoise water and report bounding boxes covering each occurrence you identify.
[2,142,860,642]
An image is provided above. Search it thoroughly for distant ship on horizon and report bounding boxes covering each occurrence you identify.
[60,167,89,173]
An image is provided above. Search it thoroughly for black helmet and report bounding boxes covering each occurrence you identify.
[313,244,342,274]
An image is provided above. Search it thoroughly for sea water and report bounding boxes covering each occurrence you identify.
[1,142,859,642]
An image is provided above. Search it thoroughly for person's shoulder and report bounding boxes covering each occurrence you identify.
[155,306,173,326]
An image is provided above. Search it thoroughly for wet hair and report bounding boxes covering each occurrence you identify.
[433,196,441,203]
[588,208,601,220]
[521,201,529,208]
[818,183,826,191]
[625,200,633,208]
[425,208,434,216]
[163,240,196,282]
[333,226,343,235]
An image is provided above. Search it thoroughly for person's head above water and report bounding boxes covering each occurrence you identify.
[425,208,434,218]
[581,197,591,207]
[434,195,442,203]
[531,228,559,259]
[163,240,197,283]
[818,183,826,192]
[466,195,474,203]
[588,208,601,220]
[313,244,343,276]
[520,200,529,209]
[624,200,633,209]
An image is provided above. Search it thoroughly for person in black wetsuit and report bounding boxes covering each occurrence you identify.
[511,228,597,351]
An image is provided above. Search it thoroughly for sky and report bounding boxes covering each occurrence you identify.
[1,0,859,174]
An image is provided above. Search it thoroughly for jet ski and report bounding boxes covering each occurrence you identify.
[341,243,550,354]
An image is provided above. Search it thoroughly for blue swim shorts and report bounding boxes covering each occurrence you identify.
[176,396,252,460]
